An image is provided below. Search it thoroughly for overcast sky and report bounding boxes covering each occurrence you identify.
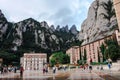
[0,0,94,31]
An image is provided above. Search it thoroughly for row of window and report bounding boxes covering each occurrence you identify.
[24,58,46,60]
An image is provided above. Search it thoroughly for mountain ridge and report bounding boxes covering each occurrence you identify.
[0,10,80,53]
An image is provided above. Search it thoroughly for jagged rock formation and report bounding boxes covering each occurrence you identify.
[0,10,9,41]
[0,10,79,53]
[77,0,118,45]
[70,25,78,35]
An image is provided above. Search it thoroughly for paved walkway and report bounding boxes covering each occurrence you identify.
[0,64,120,80]
[0,72,19,78]
[67,69,104,80]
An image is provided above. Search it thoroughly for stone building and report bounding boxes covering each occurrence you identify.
[80,35,115,64]
[114,0,120,31]
[114,0,120,45]
[21,53,47,70]
[66,46,80,64]
[66,33,116,64]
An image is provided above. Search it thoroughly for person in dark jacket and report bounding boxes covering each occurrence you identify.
[20,66,24,77]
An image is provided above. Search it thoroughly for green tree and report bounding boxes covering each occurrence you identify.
[104,39,120,61]
[101,0,115,21]
[0,51,19,65]
[100,43,106,61]
[50,52,70,66]
[80,50,82,60]
[97,48,100,62]
[83,49,87,63]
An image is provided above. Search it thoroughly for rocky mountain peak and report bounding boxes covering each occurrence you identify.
[56,25,60,31]
[50,25,55,32]
[77,0,117,45]
[24,18,37,22]
[0,10,7,22]
[40,21,49,29]
[64,25,69,33]
[70,25,78,35]
[60,25,69,32]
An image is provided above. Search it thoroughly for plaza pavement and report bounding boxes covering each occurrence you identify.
[0,63,120,80]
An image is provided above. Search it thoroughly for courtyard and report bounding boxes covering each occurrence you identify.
[0,64,120,80]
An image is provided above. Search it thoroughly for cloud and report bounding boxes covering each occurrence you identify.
[0,0,94,30]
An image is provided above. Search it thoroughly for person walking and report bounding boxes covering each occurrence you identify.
[53,66,56,74]
[14,66,17,73]
[20,66,24,77]
[108,63,111,69]
[89,65,92,73]
[1,66,3,74]
[43,67,45,74]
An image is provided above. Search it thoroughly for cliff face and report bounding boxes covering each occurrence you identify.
[77,0,118,45]
[0,10,79,53]
[0,10,9,41]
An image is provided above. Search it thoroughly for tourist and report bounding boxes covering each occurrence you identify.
[20,66,24,77]
[3,65,8,74]
[97,66,99,70]
[14,66,17,73]
[100,65,103,70]
[45,67,48,73]
[108,63,111,69]
[8,66,11,72]
[43,67,45,74]
[89,65,92,73]
[1,66,3,74]
[53,66,56,74]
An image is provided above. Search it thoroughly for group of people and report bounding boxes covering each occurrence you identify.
[0,65,17,74]
[0,65,24,78]
[43,65,57,74]
[43,66,48,74]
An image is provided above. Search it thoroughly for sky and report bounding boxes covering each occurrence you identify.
[0,0,94,31]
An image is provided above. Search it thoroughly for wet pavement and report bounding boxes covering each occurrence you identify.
[0,68,120,80]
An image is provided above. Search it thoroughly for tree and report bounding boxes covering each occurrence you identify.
[104,39,120,61]
[100,43,106,61]
[101,0,115,21]
[97,48,101,62]
[83,49,87,63]
[50,52,70,66]
[0,51,19,65]
[80,50,82,60]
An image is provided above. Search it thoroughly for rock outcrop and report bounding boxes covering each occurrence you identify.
[0,10,9,41]
[77,0,117,45]
[70,25,78,35]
